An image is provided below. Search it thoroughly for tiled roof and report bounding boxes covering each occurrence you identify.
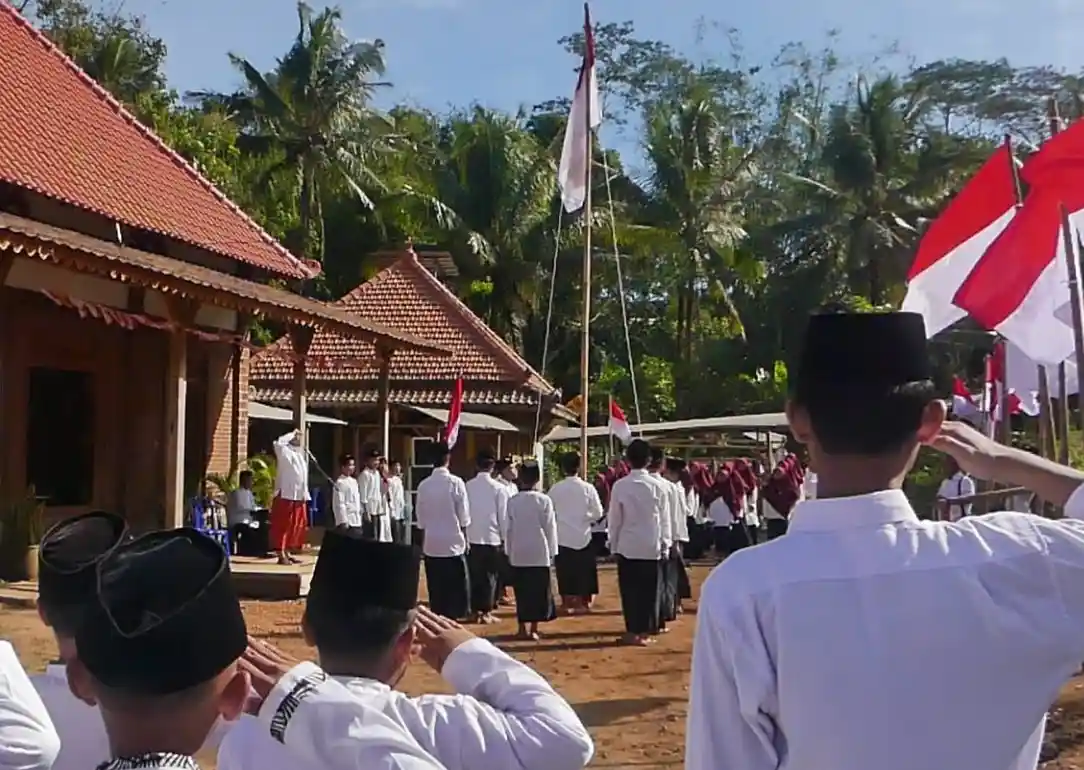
[0,2,314,279]
[0,213,449,354]
[253,386,541,408]
[250,250,556,400]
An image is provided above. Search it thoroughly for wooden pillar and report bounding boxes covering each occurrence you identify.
[163,297,198,529]
[231,314,251,470]
[377,346,393,458]
[288,325,315,452]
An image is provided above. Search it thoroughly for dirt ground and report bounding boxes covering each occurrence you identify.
[2,560,1083,768]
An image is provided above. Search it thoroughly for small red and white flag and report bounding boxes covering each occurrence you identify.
[445,377,464,449]
[901,144,1017,338]
[557,3,600,213]
[608,398,633,445]
[950,376,982,423]
[954,123,1084,366]
[986,341,1025,424]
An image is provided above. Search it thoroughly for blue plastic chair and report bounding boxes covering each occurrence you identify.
[192,496,231,557]
[308,486,324,526]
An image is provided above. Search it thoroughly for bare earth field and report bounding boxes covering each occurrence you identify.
[1,560,1081,769]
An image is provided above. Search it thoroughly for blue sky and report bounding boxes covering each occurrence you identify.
[124,0,1084,159]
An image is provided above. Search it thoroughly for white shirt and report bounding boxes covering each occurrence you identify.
[219,639,593,770]
[332,476,363,528]
[937,471,977,521]
[548,476,604,550]
[607,470,666,560]
[415,467,470,557]
[226,488,257,526]
[465,473,509,546]
[29,664,107,770]
[272,432,308,501]
[359,468,392,542]
[387,476,407,521]
[649,473,674,551]
[0,642,59,770]
[686,486,1084,770]
[707,497,733,526]
[505,491,559,568]
[661,479,689,543]
[246,661,447,769]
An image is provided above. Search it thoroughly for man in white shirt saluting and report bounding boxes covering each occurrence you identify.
[29,511,129,770]
[548,450,604,615]
[415,442,471,620]
[331,454,362,531]
[464,450,509,625]
[608,439,665,646]
[270,429,308,565]
[358,448,391,542]
[686,310,1084,770]
[218,531,593,770]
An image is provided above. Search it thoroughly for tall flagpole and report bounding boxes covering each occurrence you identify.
[578,2,593,478]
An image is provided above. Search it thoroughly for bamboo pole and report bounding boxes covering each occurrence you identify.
[578,3,594,478]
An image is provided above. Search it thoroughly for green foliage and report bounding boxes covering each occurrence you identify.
[32,0,1084,426]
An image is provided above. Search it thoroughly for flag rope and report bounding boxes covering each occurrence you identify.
[532,206,564,445]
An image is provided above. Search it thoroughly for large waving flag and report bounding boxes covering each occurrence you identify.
[557,4,600,213]
[445,377,464,449]
[608,398,633,445]
[901,144,1017,338]
[953,122,1084,366]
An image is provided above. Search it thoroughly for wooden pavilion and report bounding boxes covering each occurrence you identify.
[0,3,444,531]
[249,248,573,493]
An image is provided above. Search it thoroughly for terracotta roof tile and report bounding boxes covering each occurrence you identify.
[250,250,556,401]
[0,2,312,279]
[253,387,540,408]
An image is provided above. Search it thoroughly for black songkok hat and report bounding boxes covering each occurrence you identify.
[364,447,381,459]
[38,511,128,610]
[76,528,247,696]
[665,457,687,473]
[794,312,931,397]
[649,447,665,465]
[476,448,496,465]
[494,456,513,472]
[309,529,421,611]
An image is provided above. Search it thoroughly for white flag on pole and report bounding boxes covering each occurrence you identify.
[557,4,600,213]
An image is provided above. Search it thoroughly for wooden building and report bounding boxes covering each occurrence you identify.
[0,4,442,531]
[250,249,573,494]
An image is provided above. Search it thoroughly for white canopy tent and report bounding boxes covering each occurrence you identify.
[541,412,789,443]
[248,401,348,426]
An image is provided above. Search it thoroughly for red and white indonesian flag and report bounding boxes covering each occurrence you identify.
[446,377,464,449]
[557,4,600,213]
[953,123,1084,366]
[901,145,1017,338]
[951,376,982,423]
[986,341,1030,422]
[608,398,633,445]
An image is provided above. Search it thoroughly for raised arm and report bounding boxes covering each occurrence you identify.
[405,610,593,770]
[256,662,445,770]
[272,430,298,459]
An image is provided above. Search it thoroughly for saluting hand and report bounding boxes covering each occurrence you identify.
[925,420,1005,480]
[414,605,475,672]
[239,636,302,714]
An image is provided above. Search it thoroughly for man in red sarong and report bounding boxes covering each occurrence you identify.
[270,428,309,565]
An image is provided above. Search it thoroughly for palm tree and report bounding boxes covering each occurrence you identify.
[187,2,396,261]
[434,108,557,350]
[636,85,758,380]
[785,75,986,304]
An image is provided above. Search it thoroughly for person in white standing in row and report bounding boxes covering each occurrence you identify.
[661,458,692,614]
[28,512,125,770]
[548,450,604,614]
[385,458,409,544]
[464,450,509,624]
[646,449,676,632]
[332,454,363,531]
[936,454,977,521]
[686,310,1083,770]
[217,531,593,770]
[415,442,472,620]
[505,463,560,640]
[358,448,391,542]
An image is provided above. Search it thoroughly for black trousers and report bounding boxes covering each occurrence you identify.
[674,544,691,599]
[467,544,501,613]
[231,521,269,556]
[424,554,471,620]
[713,526,732,554]
[391,519,408,544]
[659,554,677,623]
[766,518,788,540]
[615,555,661,635]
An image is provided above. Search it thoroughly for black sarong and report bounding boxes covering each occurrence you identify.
[467,543,501,613]
[660,555,677,623]
[511,566,557,623]
[674,544,691,599]
[424,554,470,620]
[766,518,788,540]
[590,531,609,558]
[713,525,732,554]
[615,555,661,635]
[555,544,599,598]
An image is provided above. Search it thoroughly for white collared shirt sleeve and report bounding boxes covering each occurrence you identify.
[586,484,603,522]
[454,478,470,530]
[686,597,778,770]
[332,478,350,527]
[401,638,593,770]
[255,662,444,770]
[607,482,624,552]
[542,496,559,563]
[496,485,509,544]
[0,643,60,770]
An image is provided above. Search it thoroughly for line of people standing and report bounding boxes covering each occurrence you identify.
[330,448,409,542]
